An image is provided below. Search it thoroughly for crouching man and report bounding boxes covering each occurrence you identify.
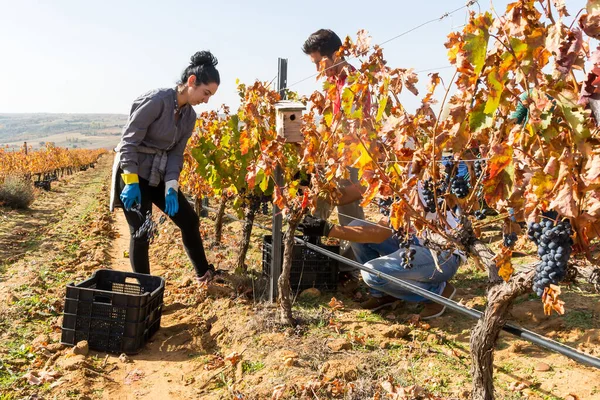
[298,207,464,320]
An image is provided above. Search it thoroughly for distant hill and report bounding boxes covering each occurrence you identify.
[0,113,128,150]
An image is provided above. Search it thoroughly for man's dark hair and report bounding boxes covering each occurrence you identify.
[302,29,343,59]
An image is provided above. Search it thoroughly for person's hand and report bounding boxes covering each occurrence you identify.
[120,173,141,210]
[298,215,334,237]
[164,180,179,217]
[165,188,179,216]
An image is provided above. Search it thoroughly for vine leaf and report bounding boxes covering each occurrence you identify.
[542,285,565,315]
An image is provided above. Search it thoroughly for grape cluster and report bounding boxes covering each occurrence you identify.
[528,218,573,297]
[377,197,394,217]
[422,179,437,213]
[503,232,518,248]
[249,196,262,213]
[398,236,416,269]
[133,211,166,243]
[261,202,269,215]
[451,176,470,198]
[437,177,448,193]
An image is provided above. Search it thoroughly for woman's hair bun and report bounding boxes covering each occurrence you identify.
[190,51,218,68]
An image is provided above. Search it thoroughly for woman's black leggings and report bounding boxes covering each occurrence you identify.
[118,173,210,276]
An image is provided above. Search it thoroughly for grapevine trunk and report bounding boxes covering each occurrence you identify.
[278,212,302,325]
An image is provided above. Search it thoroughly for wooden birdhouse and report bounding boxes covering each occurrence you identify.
[275,101,306,143]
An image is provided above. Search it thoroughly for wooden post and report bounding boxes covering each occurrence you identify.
[24,142,28,155]
[269,58,287,303]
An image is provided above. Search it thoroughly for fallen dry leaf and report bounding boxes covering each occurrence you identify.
[225,351,241,365]
[124,369,145,385]
[23,371,41,386]
[381,378,429,400]
[204,356,225,370]
[346,332,366,345]
[328,378,346,396]
[328,297,344,311]
[38,370,61,382]
[328,318,343,334]
[271,383,286,400]
[419,322,431,331]
[407,314,421,326]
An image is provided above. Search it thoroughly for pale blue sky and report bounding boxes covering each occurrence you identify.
[0,0,587,115]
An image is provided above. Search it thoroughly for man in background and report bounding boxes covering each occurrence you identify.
[302,29,367,270]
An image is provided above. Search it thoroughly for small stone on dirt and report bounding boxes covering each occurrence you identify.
[299,288,321,299]
[279,350,298,367]
[32,334,50,349]
[508,342,524,354]
[71,340,89,356]
[327,339,352,352]
[535,362,551,372]
[46,343,66,353]
[382,324,411,339]
[119,353,131,363]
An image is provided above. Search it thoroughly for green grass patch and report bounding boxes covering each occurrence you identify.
[241,360,265,374]
[564,310,595,330]
[0,362,21,392]
[356,310,386,323]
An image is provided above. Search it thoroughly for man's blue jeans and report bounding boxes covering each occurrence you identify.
[348,220,461,302]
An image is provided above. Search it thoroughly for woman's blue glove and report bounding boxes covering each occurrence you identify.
[165,188,179,217]
[164,180,179,217]
[120,183,141,210]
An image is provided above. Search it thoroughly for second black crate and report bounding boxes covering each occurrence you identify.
[262,235,339,291]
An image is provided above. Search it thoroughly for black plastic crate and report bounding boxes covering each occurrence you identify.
[262,235,339,292]
[61,269,165,354]
[34,180,51,191]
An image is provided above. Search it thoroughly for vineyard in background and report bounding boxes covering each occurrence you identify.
[0,144,107,184]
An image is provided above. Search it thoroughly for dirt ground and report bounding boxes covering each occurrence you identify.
[0,155,599,400]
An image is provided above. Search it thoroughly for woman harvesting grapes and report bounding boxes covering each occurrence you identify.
[109,51,219,283]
